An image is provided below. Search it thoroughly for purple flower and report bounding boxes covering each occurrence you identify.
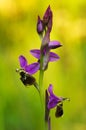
[47,84,70,109]
[45,84,69,119]
[19,55,40,75]
[30,40,61,70]
[47,84,62,109]
[37,16,44,34]
[30,49,59,71]
[30,40,61,60]
[30,49,59,62]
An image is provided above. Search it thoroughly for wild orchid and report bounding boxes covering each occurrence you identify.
[16,5,69,130]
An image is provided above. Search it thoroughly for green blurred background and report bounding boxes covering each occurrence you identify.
[0,0,86,130]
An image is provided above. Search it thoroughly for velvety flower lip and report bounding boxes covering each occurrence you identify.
[49,41,62,49]
[48,84,62,109]
[19,55,27,69]
[30,49,59,62]
[25,62,40,75]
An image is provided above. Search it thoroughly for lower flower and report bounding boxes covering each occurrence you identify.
[46,84,70,118]
[16,55,39,91]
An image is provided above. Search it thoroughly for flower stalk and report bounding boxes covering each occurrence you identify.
[39,55,44,109]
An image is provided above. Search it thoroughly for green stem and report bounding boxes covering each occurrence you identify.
[39,42,49,130]
[34,82,40,93]
[39,50,44,103]
[39,53,47,130]
[45,122,48,130]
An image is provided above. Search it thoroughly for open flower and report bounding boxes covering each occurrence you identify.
[30,40,61,59]
[18,55,37,86]
[30,40,61,60]
[30,49,59,62]
[30,41,62,70]
[47,84,63,109]
[30,48,59,70]
[17,55,40,90]
[19,42,60,75]
[47,84,70,118]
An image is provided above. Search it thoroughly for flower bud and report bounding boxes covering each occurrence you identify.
[43,5,53,32]
[37,16,44,35]
[43,5,51,25]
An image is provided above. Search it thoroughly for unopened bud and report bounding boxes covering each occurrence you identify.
[37,16,44,35]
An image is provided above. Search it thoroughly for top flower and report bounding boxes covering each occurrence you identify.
[37,5,52,35]
[43,5,52,33]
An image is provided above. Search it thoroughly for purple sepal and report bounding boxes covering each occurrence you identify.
[49,52,60,62]
[19,55,27,69]
[25,62,40,75]
[49,41,62,49]
[48,84,62,109]
[30,49,40,59]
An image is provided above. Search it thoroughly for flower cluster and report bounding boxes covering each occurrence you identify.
[37,5,62,70]
[17,5,62,85]
[16,5,69,130]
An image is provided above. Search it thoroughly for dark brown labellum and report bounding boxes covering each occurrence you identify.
[20,71,36,86]
[55,103,63,118]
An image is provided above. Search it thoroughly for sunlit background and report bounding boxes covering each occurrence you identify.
[0,0,86,130]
